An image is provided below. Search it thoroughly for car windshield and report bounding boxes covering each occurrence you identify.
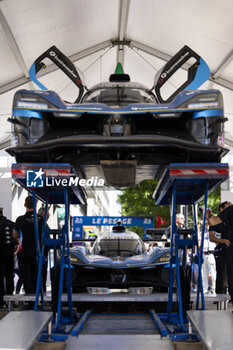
[92,237,146,257]
[82,87,156,106]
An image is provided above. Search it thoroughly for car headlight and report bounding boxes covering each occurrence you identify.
[153,252,170,264]
[70,253,84,265]
[178,91,223,110]
[53,112,82,119]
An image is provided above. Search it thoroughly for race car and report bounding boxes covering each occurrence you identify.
[67,224,170,291]
[7,45,228,187]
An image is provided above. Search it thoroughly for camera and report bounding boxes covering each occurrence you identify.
[198,206,211,215]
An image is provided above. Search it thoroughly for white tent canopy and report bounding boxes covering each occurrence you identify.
[1,0,233,148]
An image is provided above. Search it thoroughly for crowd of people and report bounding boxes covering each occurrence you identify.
[175,202,233,302]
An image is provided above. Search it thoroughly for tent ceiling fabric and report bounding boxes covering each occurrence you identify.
[1,0,233,147]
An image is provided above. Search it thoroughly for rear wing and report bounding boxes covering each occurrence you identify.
[29,45,84,103]
[153,45,210,103]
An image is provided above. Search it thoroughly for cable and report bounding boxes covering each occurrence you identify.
[130,45,160,72]
[83,46,113,73]
[130,46,178,90]
[56,46,113,95]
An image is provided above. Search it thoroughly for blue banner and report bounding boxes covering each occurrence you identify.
[73,216,154,239]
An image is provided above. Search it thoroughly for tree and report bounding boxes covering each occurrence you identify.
[117,180,221,236]
[198,186,221,216]
[117,180,170,236]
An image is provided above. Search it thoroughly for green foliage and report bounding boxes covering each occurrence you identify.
[117,181,221,234]
[198,186,221,216]
[117,180,170,236]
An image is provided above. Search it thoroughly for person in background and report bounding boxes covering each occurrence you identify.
[176,213,185,228]
[13,196,43,294]
[0,210,16,309]
[209,202,230,294]
[207,202,233,302]
[13,242,23,294]
[199,220,216,294]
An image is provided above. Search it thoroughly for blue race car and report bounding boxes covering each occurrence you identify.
[68,225,170,291]
[7,45,228,187]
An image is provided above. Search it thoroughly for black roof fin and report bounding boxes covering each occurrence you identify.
[109,62,130,82]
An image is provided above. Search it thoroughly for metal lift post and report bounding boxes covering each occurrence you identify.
[153,163,229,331]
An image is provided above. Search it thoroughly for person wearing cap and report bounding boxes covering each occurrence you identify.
[13,196,43,294]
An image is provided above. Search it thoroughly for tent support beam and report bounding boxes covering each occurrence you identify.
[212,49,233,79]
[69,40,112,63]
[0,40,112,94]
[130,40,172,62]
[209,76,233,91]
[117,0,130,65]
[2,37,233,94]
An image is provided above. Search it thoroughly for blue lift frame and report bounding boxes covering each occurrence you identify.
[153,163,229,331]
[12,163,86,330]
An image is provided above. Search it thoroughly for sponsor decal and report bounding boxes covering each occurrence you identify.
[66,106,103,110]
[160,51,190,79]
[131,106,168,111]
[49,51,78,79]
[35,91,50,95]
[49,51,56,57]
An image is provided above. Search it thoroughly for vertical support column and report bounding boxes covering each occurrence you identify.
[64,187,74,322]
[167,181,184,325]
[196,181,208,310]
[34,198,49,311]
[55,186,74,329]
[31,190,44,311]
[55,232,65,329]
[167,180,184,328]
[167,182,175,318]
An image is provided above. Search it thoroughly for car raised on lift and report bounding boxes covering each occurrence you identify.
[7,45,228,187]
